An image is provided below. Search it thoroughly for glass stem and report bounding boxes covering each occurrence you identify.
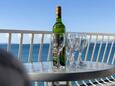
[57,49,61,68]
[78,52,82,63]
[57,54,60,68]
[72,53,75,63]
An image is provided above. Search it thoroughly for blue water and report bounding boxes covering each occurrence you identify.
[0,43,115,86]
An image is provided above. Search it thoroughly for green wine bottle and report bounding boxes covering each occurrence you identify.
[52,6,66,67]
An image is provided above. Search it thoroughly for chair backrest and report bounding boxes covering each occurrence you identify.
[0,48,31,86]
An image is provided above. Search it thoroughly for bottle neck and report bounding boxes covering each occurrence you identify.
[56,17,62,22]
[56,6,62,22]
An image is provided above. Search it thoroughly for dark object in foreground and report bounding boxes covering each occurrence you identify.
[0,48,31,86]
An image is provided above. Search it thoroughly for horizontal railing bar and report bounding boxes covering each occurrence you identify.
[0,29,115,36]
[0,29,51,34]
[68,32,115,36]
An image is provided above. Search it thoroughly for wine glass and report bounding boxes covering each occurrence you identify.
[51,33,66,71]
[76,33,88,66]
[66,33,78,71]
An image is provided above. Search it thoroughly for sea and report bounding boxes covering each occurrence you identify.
[0,43,114,86]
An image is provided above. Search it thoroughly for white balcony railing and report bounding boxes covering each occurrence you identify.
[0,29,114,86]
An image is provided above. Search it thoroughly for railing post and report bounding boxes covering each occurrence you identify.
[91,34,98,61]
[38,33,44,62]
[18,33,23,60]
[102,34,110,63]
[7,33,11,51]
[28,33,34,63]
[96,34,104,62]
[107,35,115,63]
[47,34,51,61]
[34,81,38,86]
[84,33,92,61]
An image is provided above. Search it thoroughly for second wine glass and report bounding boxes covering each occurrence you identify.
[76,33,88,66]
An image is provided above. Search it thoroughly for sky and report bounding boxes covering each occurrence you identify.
[0,0,115,33]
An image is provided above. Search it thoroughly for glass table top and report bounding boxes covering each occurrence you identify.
[24,61,115,81]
